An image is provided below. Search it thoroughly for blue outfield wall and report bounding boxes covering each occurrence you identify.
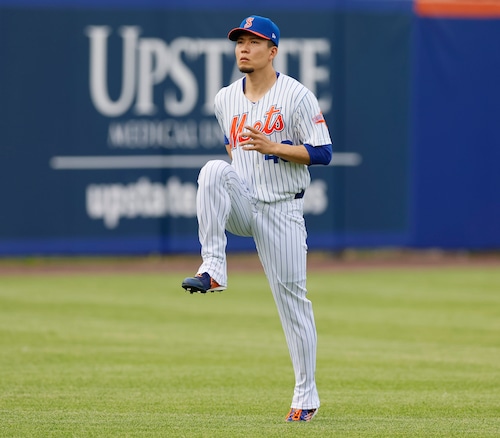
[0,0,414,11]
[0,0,498,255]
[411,16,500,249]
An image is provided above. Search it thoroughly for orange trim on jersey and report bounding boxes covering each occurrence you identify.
[415,0,500,18]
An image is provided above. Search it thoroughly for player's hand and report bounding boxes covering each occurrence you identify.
[240,125,276,155]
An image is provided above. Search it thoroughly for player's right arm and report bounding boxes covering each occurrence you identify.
[225,143,232,160]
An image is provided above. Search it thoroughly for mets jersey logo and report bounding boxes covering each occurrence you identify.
[230,105,285,148]
[244,17,254,29]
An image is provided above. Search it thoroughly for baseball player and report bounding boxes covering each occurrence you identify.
[182,15,332,422]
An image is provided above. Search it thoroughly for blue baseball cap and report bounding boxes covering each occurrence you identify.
[228,15,280,47]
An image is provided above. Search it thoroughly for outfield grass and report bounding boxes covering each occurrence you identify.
[0,265,499,437]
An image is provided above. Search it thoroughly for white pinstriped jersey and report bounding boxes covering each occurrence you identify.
[214,73,332,203]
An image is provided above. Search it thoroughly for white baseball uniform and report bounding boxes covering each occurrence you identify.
[196,72,332,410]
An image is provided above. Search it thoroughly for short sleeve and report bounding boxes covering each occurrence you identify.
[295,91,332,147]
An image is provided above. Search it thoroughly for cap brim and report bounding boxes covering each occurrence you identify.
[228,28,271,42]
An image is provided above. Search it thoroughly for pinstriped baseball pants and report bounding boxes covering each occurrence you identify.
[196,160,320,410]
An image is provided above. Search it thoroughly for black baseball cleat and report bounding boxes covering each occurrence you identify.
[181,272,226,294]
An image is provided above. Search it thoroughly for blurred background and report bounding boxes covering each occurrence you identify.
[0,0,499,257]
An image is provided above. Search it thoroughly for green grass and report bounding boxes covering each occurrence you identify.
[0,265,499,437]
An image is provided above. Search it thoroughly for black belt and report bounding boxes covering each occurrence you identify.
[294,190,305,199]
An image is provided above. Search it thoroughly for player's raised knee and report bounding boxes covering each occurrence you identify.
[199,159,231,181]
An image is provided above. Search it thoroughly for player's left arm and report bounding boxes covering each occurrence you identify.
[240,90,333,165]
[239,125,309,164]
[240,125,332,165]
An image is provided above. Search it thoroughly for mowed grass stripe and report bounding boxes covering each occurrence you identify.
[1,267,499,437]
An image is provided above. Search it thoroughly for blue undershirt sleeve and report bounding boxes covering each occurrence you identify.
[304,143,333,166]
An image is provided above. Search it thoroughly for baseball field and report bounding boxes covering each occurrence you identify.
[0,252,499,437]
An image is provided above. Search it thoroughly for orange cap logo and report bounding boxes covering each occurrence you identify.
[244,17,254,29]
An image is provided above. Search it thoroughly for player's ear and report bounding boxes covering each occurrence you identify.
[269,45,278,61]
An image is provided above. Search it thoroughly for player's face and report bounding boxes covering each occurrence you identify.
[235,34,276,74]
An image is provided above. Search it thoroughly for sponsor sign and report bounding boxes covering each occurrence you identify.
[0,9,410,254]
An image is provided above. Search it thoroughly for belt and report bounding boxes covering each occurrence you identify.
[294,190,305,199]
